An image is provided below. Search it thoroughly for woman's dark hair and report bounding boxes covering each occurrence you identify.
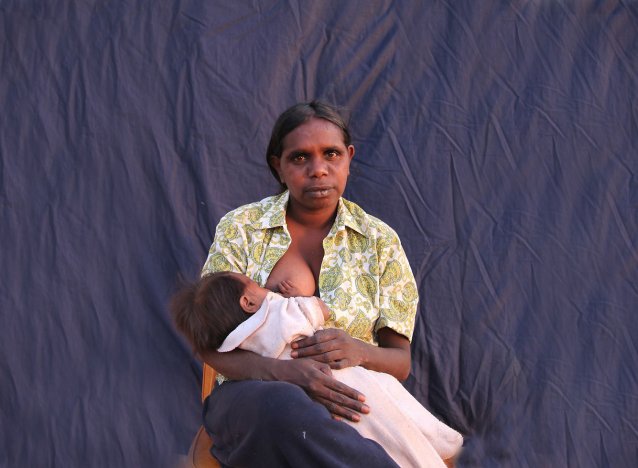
[266,101,351,191]
[170,272,251,355]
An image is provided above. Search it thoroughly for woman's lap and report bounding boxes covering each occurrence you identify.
[203,380,398,468]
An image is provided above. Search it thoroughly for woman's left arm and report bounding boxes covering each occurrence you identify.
[364,327,411,380]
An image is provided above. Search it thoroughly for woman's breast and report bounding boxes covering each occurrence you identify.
[265,249,318,296]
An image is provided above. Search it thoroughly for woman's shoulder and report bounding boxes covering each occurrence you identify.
[340,198,401,241]
[219,192,287,226]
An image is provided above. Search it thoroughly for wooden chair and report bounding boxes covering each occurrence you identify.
[184,364,220,468]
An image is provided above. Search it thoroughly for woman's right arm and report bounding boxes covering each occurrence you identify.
[200,348,370,422]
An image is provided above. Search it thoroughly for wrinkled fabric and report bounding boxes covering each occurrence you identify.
[1,1,636,467]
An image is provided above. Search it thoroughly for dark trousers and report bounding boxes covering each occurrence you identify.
[203,380,399,468]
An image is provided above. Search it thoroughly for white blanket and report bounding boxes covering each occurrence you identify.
[219,292,463,467]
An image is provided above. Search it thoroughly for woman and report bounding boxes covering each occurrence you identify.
[201,101,419,467]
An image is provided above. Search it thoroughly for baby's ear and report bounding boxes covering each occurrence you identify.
[239,295,260,313]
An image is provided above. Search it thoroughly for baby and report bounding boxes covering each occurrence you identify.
[171,271,463,468]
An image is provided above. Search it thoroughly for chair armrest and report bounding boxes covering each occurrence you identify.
[186,426,220,468]
[201,364,216,402]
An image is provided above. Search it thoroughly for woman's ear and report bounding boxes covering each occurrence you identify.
[269,155,283,183]
[346,145,355,175]
[239,294,260,313]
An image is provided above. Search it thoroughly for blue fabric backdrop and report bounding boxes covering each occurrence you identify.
[2,1,637,466]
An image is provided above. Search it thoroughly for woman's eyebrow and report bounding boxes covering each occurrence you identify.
[284,142,344,154]
[283,145,308,154]
[286,148,308,156]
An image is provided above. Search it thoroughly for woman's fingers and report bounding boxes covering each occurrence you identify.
[324,378,367,405]
[292,341,337,358]
[283,359,369,420]
[293,329,336,347]
[292,329,342,353]
[329,359,352,369]
[291,329,363,367]
[314,396,363,422]
[312,380,369,422]
[303,349,350,367]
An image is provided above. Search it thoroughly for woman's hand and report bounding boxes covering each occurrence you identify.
[291,327,412,381]
[202,348,369,421]
[290,328,365,369]
[273,358,370,422]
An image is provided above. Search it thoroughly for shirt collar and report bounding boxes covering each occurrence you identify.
[253,190,369,237]
[335,197,369,237]
[253,191,288,230]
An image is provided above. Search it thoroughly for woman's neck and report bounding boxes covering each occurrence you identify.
[286,199,338,231]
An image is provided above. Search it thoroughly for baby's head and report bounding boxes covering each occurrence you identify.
[170,271,269,354]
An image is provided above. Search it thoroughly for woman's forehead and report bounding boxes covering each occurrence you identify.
[282,118,346,151]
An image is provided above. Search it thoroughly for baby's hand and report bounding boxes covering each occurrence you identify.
[278,279,302,297]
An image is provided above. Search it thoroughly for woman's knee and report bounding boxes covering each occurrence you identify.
[206,380,326,433]
[253,381,326,432]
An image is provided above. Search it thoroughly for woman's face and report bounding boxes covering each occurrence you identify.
[270,117,355,213]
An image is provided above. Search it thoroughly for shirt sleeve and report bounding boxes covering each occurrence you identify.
[201,211,248,277]
[375,230,419,342]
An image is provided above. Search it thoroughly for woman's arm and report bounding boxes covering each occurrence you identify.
[365,327,411,380]
[200,348,372,421]
[291,326,411,381]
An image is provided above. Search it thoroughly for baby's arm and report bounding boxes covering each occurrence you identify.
[315,298,330,322]
[277,280,330,322]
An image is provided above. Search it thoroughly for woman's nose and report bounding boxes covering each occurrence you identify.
[307,156,328,177]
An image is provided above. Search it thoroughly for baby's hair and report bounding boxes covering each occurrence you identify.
[170,271,251,355]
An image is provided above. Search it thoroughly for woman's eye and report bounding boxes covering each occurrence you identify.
[290,153,306,162]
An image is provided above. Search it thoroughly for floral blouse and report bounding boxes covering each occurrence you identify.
[202,191,418,345]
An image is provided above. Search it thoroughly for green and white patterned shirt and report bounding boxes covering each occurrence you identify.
[202,191,418,345]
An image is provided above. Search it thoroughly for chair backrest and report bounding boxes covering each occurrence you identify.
[201,364,217,402]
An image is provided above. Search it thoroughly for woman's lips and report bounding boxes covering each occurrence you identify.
[305,186,333,198]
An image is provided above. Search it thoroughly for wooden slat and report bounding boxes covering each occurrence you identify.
[201,364,216,402]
